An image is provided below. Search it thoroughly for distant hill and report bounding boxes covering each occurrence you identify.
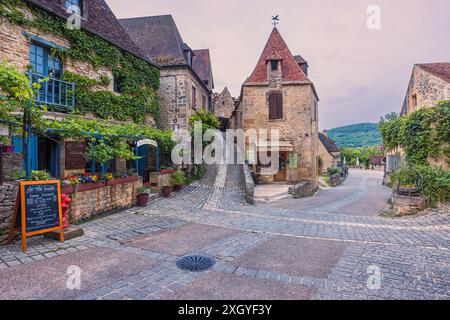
[327,123,381,148]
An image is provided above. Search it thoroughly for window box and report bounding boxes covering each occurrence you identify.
[1,145,15,153]
[61,185,75,194]
[76,182,106,192]
[106,176,138,186]
[160,169,175,175]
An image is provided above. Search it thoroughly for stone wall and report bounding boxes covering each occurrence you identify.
[2,153,22,178]
[212,87,235,119]
[318,141,337,174]
[288,180,318,198]
[392,193,427,216]
[402,65,450,115]
[158,67,211,130]
[241,83,319,183]
[329,173,344,187]
[66,179,143,222]
[0,183,19,239]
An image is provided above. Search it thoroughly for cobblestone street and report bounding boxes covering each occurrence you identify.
[0,168,449,300]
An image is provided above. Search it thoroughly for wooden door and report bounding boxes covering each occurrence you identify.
[274,152,287,182]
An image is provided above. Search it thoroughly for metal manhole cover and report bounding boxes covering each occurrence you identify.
[176,255,215,272]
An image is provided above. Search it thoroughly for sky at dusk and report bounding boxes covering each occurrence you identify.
[106,0,450,130]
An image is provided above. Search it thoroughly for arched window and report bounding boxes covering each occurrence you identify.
[65,0,83,16]
[268,92,283,120]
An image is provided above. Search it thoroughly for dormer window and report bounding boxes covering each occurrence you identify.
[271,61,278,71]
[65,0,83,16]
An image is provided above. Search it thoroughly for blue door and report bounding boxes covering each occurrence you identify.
[138,145,148,176]
[12,135,38,171]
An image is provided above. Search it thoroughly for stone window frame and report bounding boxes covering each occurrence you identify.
[267,90,284,121]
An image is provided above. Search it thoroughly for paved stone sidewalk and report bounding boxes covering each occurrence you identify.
[0,169,449,300]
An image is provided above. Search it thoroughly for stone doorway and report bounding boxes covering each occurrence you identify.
[274,151,287,182]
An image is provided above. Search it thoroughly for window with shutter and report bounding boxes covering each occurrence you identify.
[268,92,283,120]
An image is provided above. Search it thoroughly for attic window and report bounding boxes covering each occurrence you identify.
[65,0,83,16]
[271,61,278,71]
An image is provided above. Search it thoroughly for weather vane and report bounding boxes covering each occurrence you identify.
[272,15,279,27]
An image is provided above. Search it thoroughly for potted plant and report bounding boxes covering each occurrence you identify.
[0,136,14,153]
[160,166,175,174]
[171,170,187,192]
[162,185,172,198]
[137,186,150,207]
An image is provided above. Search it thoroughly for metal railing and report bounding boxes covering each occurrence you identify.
[29,70,75,112]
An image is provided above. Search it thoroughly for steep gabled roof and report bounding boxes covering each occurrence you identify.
[246,28,308,83]
[417,63,450,83]
[26,0,157,67]
[319,133,340,156]
[192,49,214,90]
[119,15,188,66]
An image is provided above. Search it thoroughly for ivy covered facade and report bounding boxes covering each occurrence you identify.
[0,0,167,180]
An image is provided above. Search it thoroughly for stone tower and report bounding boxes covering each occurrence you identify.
[240,27,319,184]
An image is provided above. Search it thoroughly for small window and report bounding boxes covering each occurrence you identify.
[412,94,418,111]
[114,76,123,93]
[202,95,207,109]
[192,86,197,108]
[268,92,283,120]
[271,61,278,71]
[65,0,82,15]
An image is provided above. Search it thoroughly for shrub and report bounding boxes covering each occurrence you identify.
[327,167,342,176]
[170,170,188,186]
[29,170,51,181]
[390,164,450,206]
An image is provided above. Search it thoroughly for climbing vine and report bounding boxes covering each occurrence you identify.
[0,0,160,123]
[380,101,450,166]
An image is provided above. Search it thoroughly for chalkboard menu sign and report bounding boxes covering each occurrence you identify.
[8,181,64,252]
[65,141,86,169]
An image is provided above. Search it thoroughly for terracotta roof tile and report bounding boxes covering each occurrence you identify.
[246,28,308,83]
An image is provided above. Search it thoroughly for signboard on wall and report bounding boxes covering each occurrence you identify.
[289,153,298,169]
[65,141,86,169]
[7,181,64,252]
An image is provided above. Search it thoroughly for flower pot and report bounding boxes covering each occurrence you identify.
[76,182,105,192]
[138,193,149,207]
[161,169,175,174]
[2,145,15,153]
[162,186,172,198]
[61,185,75,194]
[173,184,183,192]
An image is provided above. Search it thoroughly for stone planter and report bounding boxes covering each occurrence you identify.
[392,193,427,216]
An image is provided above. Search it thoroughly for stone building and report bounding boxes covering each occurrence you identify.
[401,63,450,115]
[318,132,340,174]
[238,27,319,184]
[0,0,158,236]
[120,15,214,131]
[0,0,159,178]
[212,87,237,130]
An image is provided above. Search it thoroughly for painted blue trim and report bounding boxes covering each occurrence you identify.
[23,32,68,51]
[57,143,61,178]
[156,146,159,173]
[134,143,139,175]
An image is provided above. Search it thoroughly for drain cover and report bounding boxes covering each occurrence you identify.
[176,255,215,272]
